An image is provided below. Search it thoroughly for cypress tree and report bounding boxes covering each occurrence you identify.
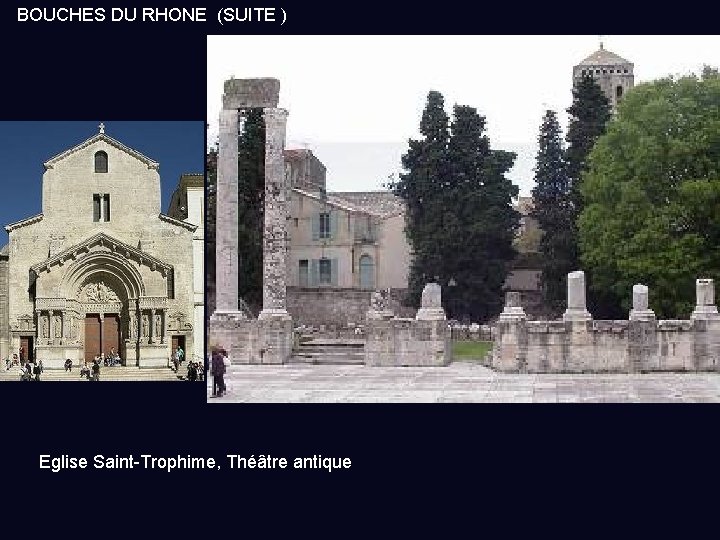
[531,110,573,313]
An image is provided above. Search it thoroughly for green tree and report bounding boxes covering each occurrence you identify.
[390,90,450,307]
[531,109,574,313]
[391,94,518,321]
[579,72,720,318]
[566,74,612,208]
[236,108,265,313]
[445,106,519,320]
[566,74,613,315]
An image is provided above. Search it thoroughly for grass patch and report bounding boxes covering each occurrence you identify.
[452,340,493,361]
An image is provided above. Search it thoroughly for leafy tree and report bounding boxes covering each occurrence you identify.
[579,72,720,318]
[531,109,574,313]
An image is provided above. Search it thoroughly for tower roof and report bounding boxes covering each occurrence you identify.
[577,45,630,66]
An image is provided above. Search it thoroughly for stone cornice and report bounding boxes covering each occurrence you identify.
[30,232,173,275]
[43,133,159,170]
[159,213,197,231]
[5,213,43,232]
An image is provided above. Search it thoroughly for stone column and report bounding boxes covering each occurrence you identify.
[499,291,526,321]
[129,310,136,341]
[60,311,65,343]
[691,278,719,320]
[629,284,655,321]
[213,107,241,315]
[99,313,104,355]
[150,308,156,344]
[563,271,592,322]
[258,107,291,321]
[48,311,54,344]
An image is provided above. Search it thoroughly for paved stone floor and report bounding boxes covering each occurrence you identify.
[207,362,720,402]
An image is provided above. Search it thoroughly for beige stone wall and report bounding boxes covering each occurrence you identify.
[376,213,409,289]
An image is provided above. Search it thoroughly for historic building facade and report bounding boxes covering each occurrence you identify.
[167,173,205,363]
[1,126,198,368]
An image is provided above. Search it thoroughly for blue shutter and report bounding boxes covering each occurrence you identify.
[310,259,319,286]
[331,258,339,286]
[312,213,320,241]
[330,211,339,240]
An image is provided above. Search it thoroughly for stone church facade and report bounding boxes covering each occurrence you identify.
[0,127,197,368]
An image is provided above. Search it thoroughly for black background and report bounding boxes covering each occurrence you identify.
[1,2,717,532]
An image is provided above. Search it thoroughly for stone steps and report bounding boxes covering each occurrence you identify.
[0,366,181,382]
[290,338,365,365]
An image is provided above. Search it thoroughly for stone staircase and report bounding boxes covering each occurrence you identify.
[0,365,181,382]
[290,338,365,365]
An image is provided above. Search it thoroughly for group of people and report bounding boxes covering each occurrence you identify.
[79,359,101,381]
[210,348,230,397]
[186,360,205,382]
[19,359,43,381]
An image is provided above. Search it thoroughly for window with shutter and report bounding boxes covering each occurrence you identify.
[298,260,309,287]
[312,213,320,240]
[330,258,338,286]
[319,212,331,239]
[310,259,319,286]
[319,258,331,285]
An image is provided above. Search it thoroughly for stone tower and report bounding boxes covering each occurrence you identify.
[572,42,634,112]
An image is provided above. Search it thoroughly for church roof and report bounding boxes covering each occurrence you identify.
[577,45,630,66]
[43,131,159,171]
[5,213,43,232]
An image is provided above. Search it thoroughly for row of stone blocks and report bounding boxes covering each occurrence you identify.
[209,283,451,366]
[492,271,720,373]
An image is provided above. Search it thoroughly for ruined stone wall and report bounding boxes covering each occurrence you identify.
[365,318,450,367]
[492,318,720,373]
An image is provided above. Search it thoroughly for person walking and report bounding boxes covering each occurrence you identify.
[211,349,226,397]
[91,359,100,382]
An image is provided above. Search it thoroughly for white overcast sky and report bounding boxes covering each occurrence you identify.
[207,35,720,196]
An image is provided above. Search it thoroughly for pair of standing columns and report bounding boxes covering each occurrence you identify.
[214,78,289,320]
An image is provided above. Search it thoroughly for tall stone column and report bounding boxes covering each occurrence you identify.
[213,108,240,315]
[258,107,291,321]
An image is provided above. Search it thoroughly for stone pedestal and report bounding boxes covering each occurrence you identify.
[258,315,293,364]
[416,282,446,321]
[137,344,168,368]
[563,271,592,322]
[629,283,655,321]
[691,278,719,320]
[35,344,83,369]
[499,291,526,321]
[209,311,259,364]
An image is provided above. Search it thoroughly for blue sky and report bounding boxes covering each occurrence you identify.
[0,121,204,246]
